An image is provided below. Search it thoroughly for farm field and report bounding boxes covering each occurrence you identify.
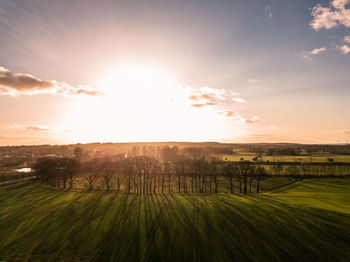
[220,154,350,163]
[0,178,350,261]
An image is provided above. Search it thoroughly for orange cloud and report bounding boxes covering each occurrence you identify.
[8,124,52,132]
[0,66,103,97]
[219,110,258,124]
[191,102,218,108]
[310,0,350,30]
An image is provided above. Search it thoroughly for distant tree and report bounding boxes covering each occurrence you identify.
[222,162,238,194]
[82,159,99,190]
[239,161,254,194]
[34,157,79,189]
[64,158,80,189]
[272,162,283,176]
[101,159,114,191]
[74,147,83,160]
[121,158,134,193]
[255,166,267,194]
[210,160,219,193]
[34,157,59,186]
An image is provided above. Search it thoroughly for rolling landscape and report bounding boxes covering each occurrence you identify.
[1,0,350,261]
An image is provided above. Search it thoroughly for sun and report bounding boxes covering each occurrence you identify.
[99,65,176,99]
[60,64,227,143]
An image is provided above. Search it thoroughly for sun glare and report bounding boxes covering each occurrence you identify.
[99,65,175,98]
[61,65,227,143]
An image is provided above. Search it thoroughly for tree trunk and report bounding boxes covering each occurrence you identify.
[239,176,242,193]
[168,173,171,193]
[209,176,212,193]
[249,176,252,193]
[214,176,218,193]
[153,176,156,193]
[183,176,187,193]
[162,176,165,194]
[191,176,194,193]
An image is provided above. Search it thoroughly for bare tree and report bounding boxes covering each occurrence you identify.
[101,159,114,191]
[255,166,266,194]
[83,159,99,190]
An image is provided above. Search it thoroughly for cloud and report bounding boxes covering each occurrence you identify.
[337,44,350,53]
[219,111,258,124]
[182,84,248,109]
[191,102,218,108]
[332,0,350,9]
[183,85,226,108]
[265,5,272,19]
[299,47,327,59]
[310,47,327,55]
[0,66,103,97]
[8,123,52,131]
[232,97,246,103]
[181,85,254,121]
[189,93,221,102]
[345,35,350,43]
[310,0,350,30]
[25,125,52,131]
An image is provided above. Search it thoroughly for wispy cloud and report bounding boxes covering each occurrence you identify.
[182,85,226,108]
[191,102,218,108]
[25,125,52,131]
[265,5,272,19]
[0,66,103,97]
[299,47,327,59]
[232,97,246,103]
[310,47,327,55]
[219,111,258,124]
[310,0,350,30]
[8,123,52,132]
[184,85,248,107]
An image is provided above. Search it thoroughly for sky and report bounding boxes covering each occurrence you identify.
[0,0,350,145]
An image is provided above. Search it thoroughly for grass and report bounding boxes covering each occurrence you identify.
[0,178,350,261]
[221,154,350,163]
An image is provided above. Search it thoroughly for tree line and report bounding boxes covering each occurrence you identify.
[34,155,269,194]
[34,148,350,194]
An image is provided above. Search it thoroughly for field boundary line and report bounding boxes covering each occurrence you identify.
[0,176,38,187]
[264,178,300,193]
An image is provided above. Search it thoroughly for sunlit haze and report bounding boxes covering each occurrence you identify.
[1,0,350,145]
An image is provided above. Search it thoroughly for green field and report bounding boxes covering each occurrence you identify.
[221,154,350,163]
[1,178,350,261]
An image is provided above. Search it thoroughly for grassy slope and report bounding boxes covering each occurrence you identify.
[0,179,349,261]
